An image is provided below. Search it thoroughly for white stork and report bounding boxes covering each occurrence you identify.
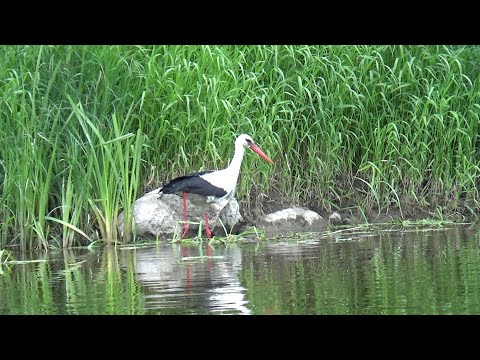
[159,134,273,238]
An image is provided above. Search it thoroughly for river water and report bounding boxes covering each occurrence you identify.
[1,225,479,315]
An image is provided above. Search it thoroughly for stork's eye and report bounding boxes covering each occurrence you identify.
[245,138,253,145]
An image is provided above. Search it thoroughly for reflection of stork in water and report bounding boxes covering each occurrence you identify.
[130,245,250,314]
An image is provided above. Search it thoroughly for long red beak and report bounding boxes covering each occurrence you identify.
[249,144,273,164]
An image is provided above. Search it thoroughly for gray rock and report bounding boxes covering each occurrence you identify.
[118,188,243,241]
[329,212,343,225]
[260,207,327,235]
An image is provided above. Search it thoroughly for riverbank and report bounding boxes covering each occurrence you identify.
[237,186,479,230]
[1,45,478,249]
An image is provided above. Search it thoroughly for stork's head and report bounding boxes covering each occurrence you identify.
[236,134,273,164]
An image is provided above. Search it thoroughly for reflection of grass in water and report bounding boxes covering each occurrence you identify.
[0,257,57,314]
[271,220,468,244]
[241,225,480,314]
[81,247,146,315]
[1,247,147,314]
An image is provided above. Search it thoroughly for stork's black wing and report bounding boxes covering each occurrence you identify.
[159,170,227,197]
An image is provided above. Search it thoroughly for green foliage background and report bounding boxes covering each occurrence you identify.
[0,45,478,248]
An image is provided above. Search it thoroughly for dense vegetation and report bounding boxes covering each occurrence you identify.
[1,45,478,250]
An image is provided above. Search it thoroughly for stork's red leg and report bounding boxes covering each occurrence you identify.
[181,192,189,238]
[204,210,212,239]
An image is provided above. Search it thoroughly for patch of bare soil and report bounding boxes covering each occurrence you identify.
[239,186,478,227]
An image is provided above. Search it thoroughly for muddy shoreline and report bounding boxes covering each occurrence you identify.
[238,187,479,229]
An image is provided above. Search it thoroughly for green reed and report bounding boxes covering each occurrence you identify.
[0,45,478,249]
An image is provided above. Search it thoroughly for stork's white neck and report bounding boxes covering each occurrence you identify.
[198,135,250,198]
[226,140,246,179]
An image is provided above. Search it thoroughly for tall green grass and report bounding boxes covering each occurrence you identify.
[0,45,478,249]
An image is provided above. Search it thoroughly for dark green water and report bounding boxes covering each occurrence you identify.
[1,225,480,315]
